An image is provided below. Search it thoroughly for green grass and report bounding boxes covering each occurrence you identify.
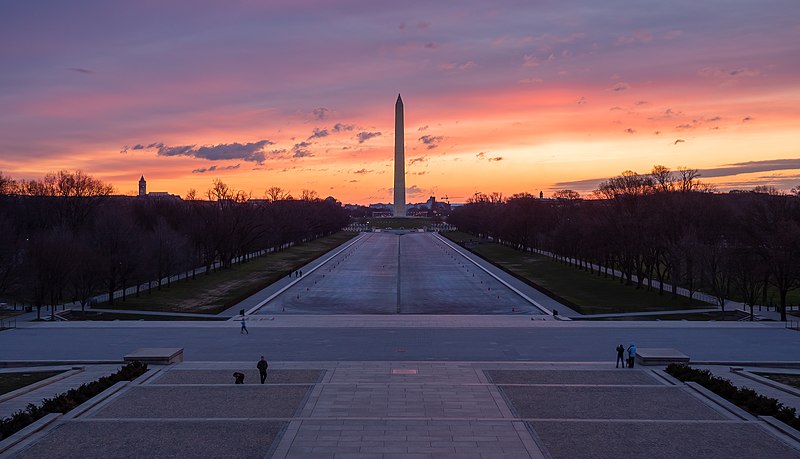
[755,373,800,390]
[0,371,64,395]
[101,232,356,314]
[445,232,710,315]
[362,217,433,229]
[66,311,226,321]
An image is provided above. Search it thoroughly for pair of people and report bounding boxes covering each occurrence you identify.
[615,343,637,368]
[232,356,270,384]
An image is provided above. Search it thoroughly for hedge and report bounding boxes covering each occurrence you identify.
[0,361,148,441]
[666,363,799,431]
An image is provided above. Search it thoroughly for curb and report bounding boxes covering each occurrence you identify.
[684,381,756,421]
[0,413,61,455]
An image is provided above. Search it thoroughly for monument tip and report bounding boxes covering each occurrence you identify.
[396,93,403,104]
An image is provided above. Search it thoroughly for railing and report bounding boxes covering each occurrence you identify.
[787,320,800,331]
[0,318,16,329]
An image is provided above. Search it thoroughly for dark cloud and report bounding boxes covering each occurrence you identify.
[673,139,685,144]
[488,156,503,162]
[743,116,753,122]
[440,61,476,70]
[192,164,241,174]
[407,185,425,195]
[411,171,428,175]
[698,67,760,78]
[625,128,636,134]
[357,131,382,143]
[353,168,372,174]
[126,140,273,164]
[332,123,355,132]
[292,141,313,158]
[609,82,630,92]
[312,108,330,120]
[408,156,428,165]
[577,96,587,105]
[308,128,329,140]
[699,158,800,178]
[68,67,93,74]
[634,100,649,106]
[476,152,487,159]
[419,135,443,149]
[556,158,800,191]
[676,123,695,129]
[609,106,623,111]
[267,149,288,158]
[417,125,429,132]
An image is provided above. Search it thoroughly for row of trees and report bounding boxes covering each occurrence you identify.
[0,171,348,319]
[450,166,800,321]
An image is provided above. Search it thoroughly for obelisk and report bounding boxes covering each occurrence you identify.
[393,94,406,217]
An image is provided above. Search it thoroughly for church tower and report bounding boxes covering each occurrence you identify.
[139,175,146,197]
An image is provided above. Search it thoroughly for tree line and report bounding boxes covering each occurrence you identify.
[0,171,348,319]
[449,166,800,321]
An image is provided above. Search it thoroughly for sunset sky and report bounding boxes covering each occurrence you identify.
[1,1,798,204]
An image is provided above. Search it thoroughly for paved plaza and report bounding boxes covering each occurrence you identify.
[6,362,800,458]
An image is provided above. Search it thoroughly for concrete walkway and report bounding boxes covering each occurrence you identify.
[7,361,800,458]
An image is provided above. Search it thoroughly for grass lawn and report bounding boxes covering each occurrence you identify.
[0,371,64,395]
[362,217,433,229]
[66,311,226,321]
[0,309,24,320]
[100,232,356,314]
[755,373,800,390]
[444,231,710,315]
[575,311,750,321]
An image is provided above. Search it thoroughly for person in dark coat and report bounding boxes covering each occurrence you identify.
[257,356,269,384]
[615,344,625,368]
[233,372,245,384]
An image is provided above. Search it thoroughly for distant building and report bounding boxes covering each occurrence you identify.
[137,175,180,200]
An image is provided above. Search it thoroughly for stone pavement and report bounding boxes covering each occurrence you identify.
[7,361,800,458]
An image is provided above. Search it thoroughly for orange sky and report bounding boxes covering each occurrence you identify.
[1,1,798,204]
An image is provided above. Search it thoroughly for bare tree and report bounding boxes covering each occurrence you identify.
[265,186,292,201]
[0,172,17,195]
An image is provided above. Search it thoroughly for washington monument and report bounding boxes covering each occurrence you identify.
[393,94,406,217]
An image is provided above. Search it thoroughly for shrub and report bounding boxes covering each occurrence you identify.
[0,361,147,441]
[666,363,800,431]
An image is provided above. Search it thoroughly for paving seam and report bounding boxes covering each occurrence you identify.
[753,418,800,451]
[514,420,550,459]
[268,419,301,459]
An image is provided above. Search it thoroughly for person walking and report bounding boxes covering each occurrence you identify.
[240,316,249,334]
[615,344,625,368]
[257,356,269,384]
[627,342,637,368]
